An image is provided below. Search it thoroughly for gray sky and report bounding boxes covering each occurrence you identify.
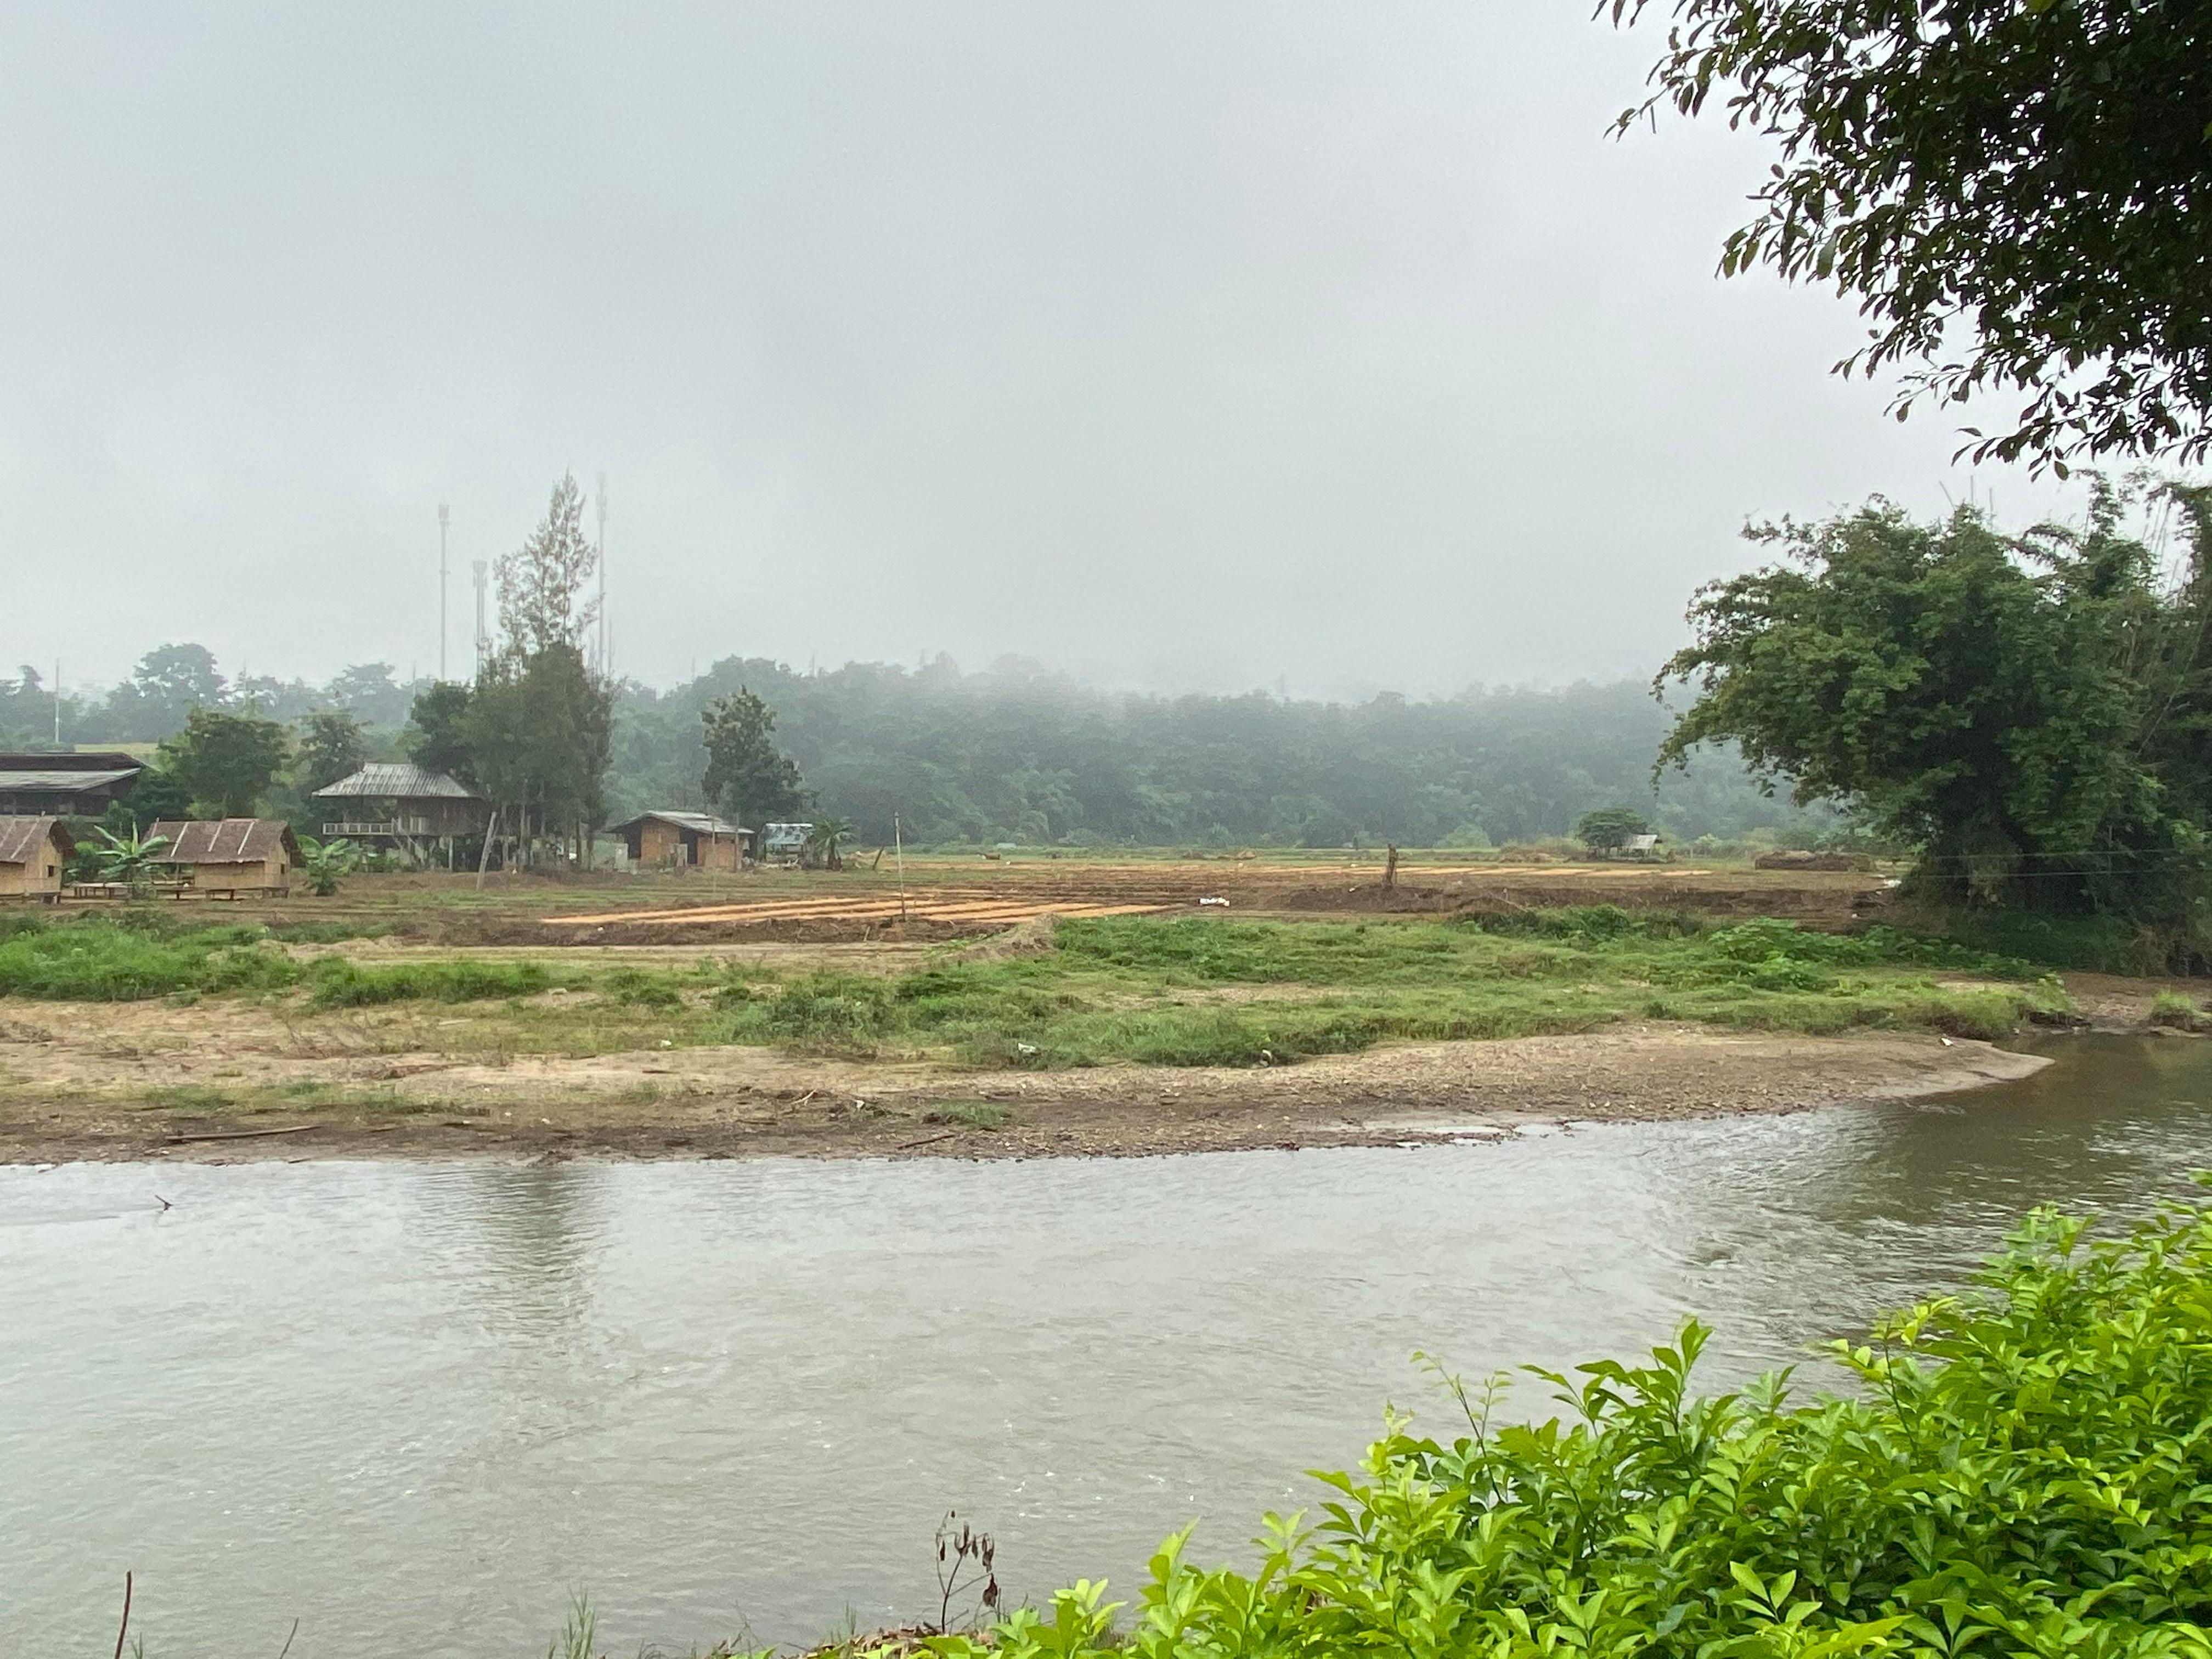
[1,2,2069,702]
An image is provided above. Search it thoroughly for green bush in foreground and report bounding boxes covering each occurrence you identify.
[304,957,563,1008]
[0,918,300,1000]
[907,1193,2212,1659]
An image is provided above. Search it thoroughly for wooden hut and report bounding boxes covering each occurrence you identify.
[148,819,301,898]
[611,811,749,871]
[0,816,72,901]
[313,764,489,866]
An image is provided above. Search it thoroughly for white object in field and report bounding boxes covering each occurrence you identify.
[1198,896,1229,906]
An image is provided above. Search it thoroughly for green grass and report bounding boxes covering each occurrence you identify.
[684,910,2066,1067]
[0,917,301,1000]
[0,905,2074,1066]
[303,956,570,1008]
[2148,990,2212,1032]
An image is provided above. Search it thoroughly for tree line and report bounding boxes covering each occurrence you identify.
[606,661,1818,850]
[1,652,1829,854]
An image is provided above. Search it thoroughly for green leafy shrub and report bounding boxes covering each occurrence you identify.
[927,1192,2212,1659]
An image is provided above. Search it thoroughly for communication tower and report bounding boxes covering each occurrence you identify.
[438,504,450,681]
[595,471,608,677]
[472,560,490,678]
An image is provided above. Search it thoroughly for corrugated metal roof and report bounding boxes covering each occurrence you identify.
[613,810,749,838]
[0,815,70,864]
[147,819,300,865]
[0,768,142,791]
[313,764,482,800]
[0,752,145,774]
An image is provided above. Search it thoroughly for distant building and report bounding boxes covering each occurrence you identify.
[611,811,749,871]
[312,764,490,864]
[0,816,72,901]
[148,819,302,897]
[761,821,814,866]
[0,752,145,816]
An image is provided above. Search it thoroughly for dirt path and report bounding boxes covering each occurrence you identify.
[0,998,2050,1164]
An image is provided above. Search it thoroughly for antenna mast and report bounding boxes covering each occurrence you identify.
[437,504,451,681]
[472,560,490,679]
[595,471,608,678]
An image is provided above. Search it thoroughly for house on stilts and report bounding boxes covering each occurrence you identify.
[313,764,490,867]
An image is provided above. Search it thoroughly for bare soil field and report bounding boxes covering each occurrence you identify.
[83,856,1894,946]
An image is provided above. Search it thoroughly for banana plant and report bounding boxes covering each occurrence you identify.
[805,814,855,871]
[89,827,172,895]
[298,835,360,897]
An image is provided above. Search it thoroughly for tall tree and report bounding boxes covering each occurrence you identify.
[160,708,290,819]
[405,681,478,786]
[297,708,368,793]
[131,643,227,712]
[1657,482,2212,921]
[459,476,616,862]
[1617,0,2212,471]
[702,687,808,844]
[496,473,601,656]
[325,663,414,727]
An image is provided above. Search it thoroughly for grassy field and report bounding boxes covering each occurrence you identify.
[0,905,2068,1070]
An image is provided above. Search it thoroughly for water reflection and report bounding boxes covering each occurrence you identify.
[6,1035,2212,1659]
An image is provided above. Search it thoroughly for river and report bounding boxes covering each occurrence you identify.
[6,1033,2212,1657]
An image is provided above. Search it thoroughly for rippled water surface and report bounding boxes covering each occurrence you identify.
[8,1034,2212,1657]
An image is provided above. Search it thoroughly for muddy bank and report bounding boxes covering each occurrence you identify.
[0,1016,2049,1165]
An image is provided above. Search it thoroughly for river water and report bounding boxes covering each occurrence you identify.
[7,1034,2212,1657]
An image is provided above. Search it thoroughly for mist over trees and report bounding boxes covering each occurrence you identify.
[611,658,1822,849]
[0,652,423,745]
[0,645,1830,850]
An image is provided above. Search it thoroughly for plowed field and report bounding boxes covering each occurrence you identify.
[525,860,1892,943]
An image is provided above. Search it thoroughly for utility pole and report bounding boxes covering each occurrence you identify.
[438,504,451,681]
[472,560,490,678]
[595,471,608,678]
[52,659,60,747]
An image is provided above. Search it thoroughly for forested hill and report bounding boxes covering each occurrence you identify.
[0,648,1826,848]
[607,657,1820,848]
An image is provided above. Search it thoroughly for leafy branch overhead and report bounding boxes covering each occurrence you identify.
[1617,0,2212,471]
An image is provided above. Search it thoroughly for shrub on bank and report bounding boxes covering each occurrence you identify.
[304,957,562,1008]
[910,1192,2212,1659]
[0,917,299,1000]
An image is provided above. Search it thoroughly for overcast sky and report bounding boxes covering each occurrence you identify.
[0,2,2072,702]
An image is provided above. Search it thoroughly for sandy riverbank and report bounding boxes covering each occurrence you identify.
[0,1013,2052,1164]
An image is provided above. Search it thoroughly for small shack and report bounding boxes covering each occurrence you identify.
[612,811,749,871]
[313,764,490,867]
[0,752,145,816]
[148,819,302,897]
[761,821,814,867]
[0,816,72,901]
